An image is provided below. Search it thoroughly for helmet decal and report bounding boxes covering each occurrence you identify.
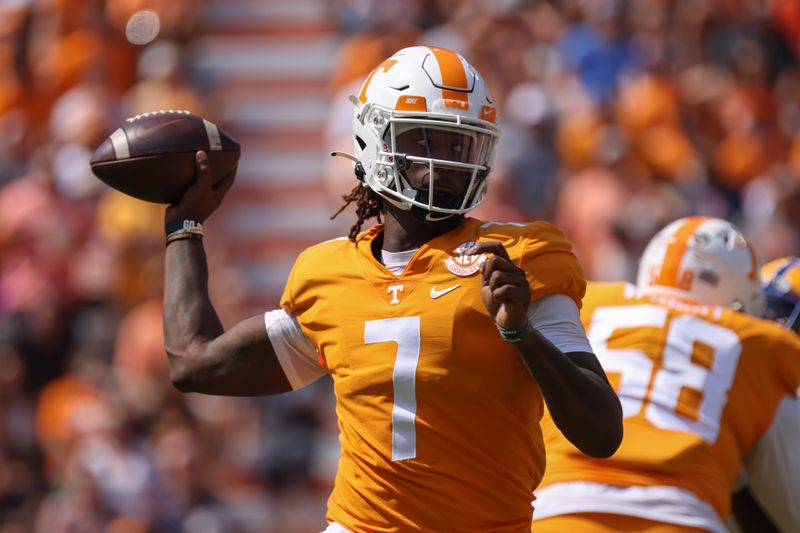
[480,105,497,123]
[395,95,427,112]
[358,59,399,104]
[653,216,708,289]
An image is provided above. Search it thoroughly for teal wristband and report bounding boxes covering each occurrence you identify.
[496,320,531,343]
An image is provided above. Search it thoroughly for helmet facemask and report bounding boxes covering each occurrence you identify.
[763,294,800,332]
[359,105,497,221]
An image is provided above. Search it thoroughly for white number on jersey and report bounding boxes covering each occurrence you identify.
[364,317,421,461]
[588,305,742,443]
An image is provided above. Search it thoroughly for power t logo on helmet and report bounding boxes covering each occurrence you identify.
[347,46,499,221]
[636,216,764,315]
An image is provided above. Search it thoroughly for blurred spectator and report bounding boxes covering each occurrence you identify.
[4,1,800,531]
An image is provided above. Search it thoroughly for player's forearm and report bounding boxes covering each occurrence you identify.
[516,328,623,458]
[163,238,225,389]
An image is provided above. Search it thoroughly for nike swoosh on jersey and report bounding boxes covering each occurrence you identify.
[430,284,461,299]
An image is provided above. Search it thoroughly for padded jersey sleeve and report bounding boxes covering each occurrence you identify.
[271,246,331,389]
[279,247,305,315]
[519,221,587,309]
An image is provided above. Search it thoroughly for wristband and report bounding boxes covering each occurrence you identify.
[496,320,532,343]
[165,219,204,237]
[165,231,203,246]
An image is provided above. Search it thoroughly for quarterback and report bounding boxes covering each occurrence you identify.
[532,217,800,533]
[160,46,622,532]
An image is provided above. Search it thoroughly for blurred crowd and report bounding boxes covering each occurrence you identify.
[326,0,800,280]
[1,0,336,531]
[1,0,800,531]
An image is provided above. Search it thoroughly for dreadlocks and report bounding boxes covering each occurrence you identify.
[330,183,383,241]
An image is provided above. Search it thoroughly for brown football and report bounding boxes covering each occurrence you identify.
[90,110,240,204]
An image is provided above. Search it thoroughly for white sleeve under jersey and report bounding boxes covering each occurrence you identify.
[264,309,327,390]
[526,294,593,354]
[264,293,593,390]
[743,393,800,532]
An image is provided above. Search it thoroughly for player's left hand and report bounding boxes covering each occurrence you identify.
[470,241,531,330]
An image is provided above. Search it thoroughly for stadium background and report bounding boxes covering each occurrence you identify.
[0,0,798,531]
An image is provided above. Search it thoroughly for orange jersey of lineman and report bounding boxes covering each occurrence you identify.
[537,281,800,526]
[280,218,585,532]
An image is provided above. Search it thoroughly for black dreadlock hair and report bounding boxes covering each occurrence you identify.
[330,163,383,241]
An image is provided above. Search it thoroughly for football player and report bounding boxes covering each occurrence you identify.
[761,256,800,333]
[531,218,800,533]
[730,256,800,532]
[161,46,622,532]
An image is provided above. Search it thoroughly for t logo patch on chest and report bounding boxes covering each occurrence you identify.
[445,241,486,276]
[387,284,405,304]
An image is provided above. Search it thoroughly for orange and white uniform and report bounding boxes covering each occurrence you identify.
[533,281,800,533]
[265,218,587,532]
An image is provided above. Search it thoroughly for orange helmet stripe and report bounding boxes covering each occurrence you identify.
[427,47,469,105]
[656,216,708,287]
[358,59,398,104]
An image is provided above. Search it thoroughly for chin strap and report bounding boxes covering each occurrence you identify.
[330,151,366,183]
[330,151,358,162]
[330,151,463,220]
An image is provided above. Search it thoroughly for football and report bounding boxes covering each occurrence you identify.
[90,110,240,204]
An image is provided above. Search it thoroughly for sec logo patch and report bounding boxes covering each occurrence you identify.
[445,241,486,276]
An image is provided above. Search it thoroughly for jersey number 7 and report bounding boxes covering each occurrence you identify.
[365,316,421,461]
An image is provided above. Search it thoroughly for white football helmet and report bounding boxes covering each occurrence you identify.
[350,46,499,221]
[637,216,764,315]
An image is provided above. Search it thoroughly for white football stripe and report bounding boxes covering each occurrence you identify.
[109,128,130,159]
[203,119,223,151]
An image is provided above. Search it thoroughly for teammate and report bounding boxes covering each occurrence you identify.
[531,217,800,533]
[730,256,800,532]
[761,256,800,333]
[161,46,622,532]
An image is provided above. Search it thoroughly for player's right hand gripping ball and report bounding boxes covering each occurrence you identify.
[90,110,240,204]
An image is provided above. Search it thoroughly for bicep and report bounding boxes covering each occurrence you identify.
[182,308,326,396]
[743,394,800,532]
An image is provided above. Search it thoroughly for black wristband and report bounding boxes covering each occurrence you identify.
[165,219,203,236]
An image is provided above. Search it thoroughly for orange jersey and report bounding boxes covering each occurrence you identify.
[280,218,585,532]
[538,281,800,525]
